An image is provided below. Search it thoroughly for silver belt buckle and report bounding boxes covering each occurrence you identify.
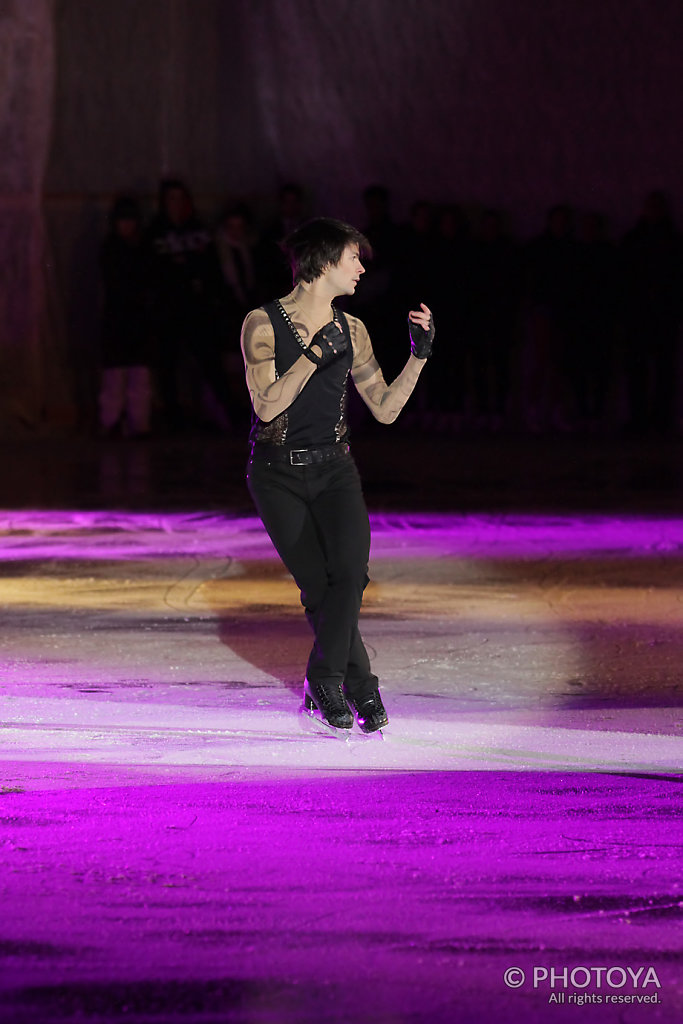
[289,449,309,466]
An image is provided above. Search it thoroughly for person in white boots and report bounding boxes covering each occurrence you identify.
[99,196,152,438]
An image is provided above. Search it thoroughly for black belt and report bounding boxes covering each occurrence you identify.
[251,442,350,466]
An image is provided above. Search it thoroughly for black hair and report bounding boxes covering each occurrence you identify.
[547,203,572,222]
[279,182,303,200]
[158,177,193,212]
[108,194,142,231]
[282,217,371,284]
[363,183,390,204]
[220,201,253,224]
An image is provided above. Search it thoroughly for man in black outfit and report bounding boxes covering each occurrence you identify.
[241,218,434,733]
[147,179,232,430]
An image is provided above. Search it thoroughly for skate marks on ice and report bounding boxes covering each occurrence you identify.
[1,690,679,774]
[0,772,680,1023]
[0,509,682,773]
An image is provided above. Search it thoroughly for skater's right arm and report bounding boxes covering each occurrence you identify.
[241,309,318,422]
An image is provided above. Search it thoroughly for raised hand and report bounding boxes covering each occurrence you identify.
[408,303,435,359]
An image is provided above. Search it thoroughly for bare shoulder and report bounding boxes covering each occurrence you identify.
[340,311,370,347]
[241,307,274,356]
[242,307,272,333]
[341,311,365,332]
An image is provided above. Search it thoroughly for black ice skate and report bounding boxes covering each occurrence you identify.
[302,678,353,731]
[346,690,388,734]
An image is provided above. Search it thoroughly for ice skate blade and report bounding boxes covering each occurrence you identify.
[354,724,385,741]
[298,705,353,740]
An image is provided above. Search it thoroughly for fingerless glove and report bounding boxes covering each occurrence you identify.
[408,315,435,359]
[303,321,348,366]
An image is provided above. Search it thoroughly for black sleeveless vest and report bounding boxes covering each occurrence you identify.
[250,300,352,448]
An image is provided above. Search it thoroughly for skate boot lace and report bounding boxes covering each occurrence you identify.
[307,680,349,713]
[318,683,347,712]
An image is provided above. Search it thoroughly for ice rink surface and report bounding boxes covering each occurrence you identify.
[0,436,681,1022]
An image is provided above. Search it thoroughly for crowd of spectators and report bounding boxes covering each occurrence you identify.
[98,179,300,438]
[98,180,683,440]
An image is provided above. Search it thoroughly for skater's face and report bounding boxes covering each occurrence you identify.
[323,243,365,296]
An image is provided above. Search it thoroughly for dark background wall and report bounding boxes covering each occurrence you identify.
[1,0,682,431]
[48,0,683,227]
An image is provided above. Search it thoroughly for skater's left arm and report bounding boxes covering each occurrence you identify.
[350,304,434,424]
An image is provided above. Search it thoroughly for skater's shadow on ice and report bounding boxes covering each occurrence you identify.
[203,550,683,717]
[215,612,310,698]
[206,559,310,698]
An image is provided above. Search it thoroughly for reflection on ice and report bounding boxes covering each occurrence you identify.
[1,509,683,560]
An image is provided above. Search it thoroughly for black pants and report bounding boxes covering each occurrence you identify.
[246,452,378,699]
[156,308,233,426]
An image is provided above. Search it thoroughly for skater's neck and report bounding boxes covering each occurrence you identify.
[287,280,336,321]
